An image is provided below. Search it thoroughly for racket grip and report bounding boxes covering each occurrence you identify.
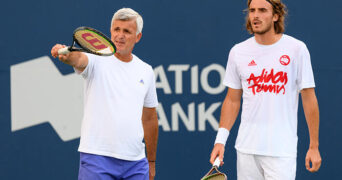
[213,157,221,167]
[58,47,70,55]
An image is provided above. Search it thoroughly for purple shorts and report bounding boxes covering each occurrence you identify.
[78,152,149,180]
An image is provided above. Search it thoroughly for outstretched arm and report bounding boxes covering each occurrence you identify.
[301,88,321,172]
[51,44,88,72]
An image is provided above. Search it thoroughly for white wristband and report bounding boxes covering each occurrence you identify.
[214,128,230,146]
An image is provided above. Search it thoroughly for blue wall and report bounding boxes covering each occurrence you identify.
[1,0,341,179]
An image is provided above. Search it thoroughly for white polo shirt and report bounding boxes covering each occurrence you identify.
[76,53,158,161]
[224,34,315,157]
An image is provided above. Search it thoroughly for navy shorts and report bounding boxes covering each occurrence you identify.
[78,152,149,180]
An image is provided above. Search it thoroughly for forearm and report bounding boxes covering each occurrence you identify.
[144,123,158,161]
[51,44,88,71]
[302,88,320,148]
[142,108,159,161]
[219,93,241,131]
[63,52,88,70]
[304,101,320,148]
[214,89,241,146]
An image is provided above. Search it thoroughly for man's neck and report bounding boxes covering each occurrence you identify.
[254,30,283,45]
[114,52,133,62]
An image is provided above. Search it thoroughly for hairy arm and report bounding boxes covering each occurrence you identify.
[142,107,159,180]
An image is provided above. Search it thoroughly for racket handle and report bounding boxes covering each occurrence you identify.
[213,157,221,167]
[58,47,70,55]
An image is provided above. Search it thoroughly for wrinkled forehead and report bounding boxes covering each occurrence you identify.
[111,19,137,30]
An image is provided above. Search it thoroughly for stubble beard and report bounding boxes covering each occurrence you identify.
[252,21,274,35]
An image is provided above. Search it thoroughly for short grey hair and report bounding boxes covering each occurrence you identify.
[111,8,143,35]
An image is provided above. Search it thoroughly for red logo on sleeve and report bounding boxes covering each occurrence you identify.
[279,55,290,66]
[247,68,288,95]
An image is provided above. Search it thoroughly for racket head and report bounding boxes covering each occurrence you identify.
[201,166,227,180]
[73,26,116,56]
[201,173,227,180]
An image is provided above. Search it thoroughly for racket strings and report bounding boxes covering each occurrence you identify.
[74,30,115,54]
[203,174,226,180]
[201,167,227,180]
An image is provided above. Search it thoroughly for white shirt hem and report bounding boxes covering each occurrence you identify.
[78,148,146,161]
[235,146,297,158]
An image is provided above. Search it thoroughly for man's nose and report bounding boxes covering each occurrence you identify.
[254,10,262,18]
[119,32,125,38]
[115,31,125,39]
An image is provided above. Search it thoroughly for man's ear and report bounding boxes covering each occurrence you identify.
[273,13,279,22]
[136,33,142,43]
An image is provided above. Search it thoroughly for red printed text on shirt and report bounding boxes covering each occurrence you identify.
[247,69,288,95]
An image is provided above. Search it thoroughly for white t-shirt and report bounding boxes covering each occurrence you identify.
[224,34,315,157]
[76,53,158,161]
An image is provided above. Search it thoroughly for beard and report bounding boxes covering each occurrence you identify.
[251,21,274,35]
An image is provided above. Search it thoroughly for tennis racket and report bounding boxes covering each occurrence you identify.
[58,26,116,56]
[201,157,227,180]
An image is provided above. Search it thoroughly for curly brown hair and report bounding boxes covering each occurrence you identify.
[245,0,288,34]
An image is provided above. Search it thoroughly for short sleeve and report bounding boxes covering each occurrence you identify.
[144,66,158,108]
[223,47,242,89]
[297,44,315,90]
[74,53,95,79]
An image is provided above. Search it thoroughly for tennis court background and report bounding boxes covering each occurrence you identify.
[1,0,341,179]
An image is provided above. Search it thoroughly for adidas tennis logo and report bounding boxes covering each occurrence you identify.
[248,60,257,66]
